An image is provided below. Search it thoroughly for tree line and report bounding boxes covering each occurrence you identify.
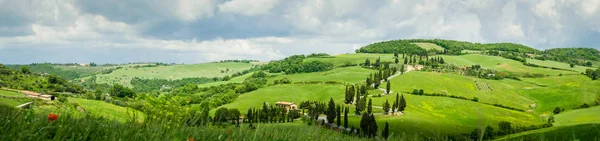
[262,55,334,74]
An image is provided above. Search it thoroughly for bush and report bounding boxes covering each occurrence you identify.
[471,97,479,102]
[57,96,68,103]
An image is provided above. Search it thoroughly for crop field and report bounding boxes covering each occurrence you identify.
[304,53,398,67]
[518,75,600,114]
[96,62,256,86]
[526,58,594,72]
[412,43,445,51]
[386,71,537,110]
[267,66,375,84]
[439,54,577,75]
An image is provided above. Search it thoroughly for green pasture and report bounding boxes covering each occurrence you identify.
[412,43,445,51]
[198,72,254,88]
[304,53,398,67]
[96,62,255,86]
[526,58,594,72]
[518,75,600,114]
[67,98,145,122]
[386,71,537,110]
[267,66,375,84]
[439,54,577,75]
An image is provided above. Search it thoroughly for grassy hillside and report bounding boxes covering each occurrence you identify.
[197,72,254,88]
[526,58,594,72]
[387,71,537,110]
[304,53,397,67]
[518,75,600,114]
[217,84,345,114]
[412,43,445,51]
[267,66,375,84]
[350,94,543,137]
[439,54,577,75]
[495,123,600,141]
[554,106,600,126]
[67,98,145,122]
[96,62,255,86]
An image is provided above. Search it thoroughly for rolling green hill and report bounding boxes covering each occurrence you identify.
[96,62,257,86]
[267,66,376,84]
[412,43,445,51]
[304,53,397,67]
[440,54,578,75]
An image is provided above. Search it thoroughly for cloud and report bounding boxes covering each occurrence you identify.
[0,0,599,64]
[218,0,279,16]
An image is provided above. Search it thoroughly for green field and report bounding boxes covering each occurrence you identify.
[526,58,595,72]
[197,72,254,88]
[0,90,29,106]
[96,62,256,86]
[518,75,600,114]
[386,71,537,110]
[217,84,345,114]
[412,43,445,51]
[348,94,544,137]
[0,89,25,97]
[439,54,577,75]
[267,66,375,84]
[304,53,397,67]
[68,98,145,122]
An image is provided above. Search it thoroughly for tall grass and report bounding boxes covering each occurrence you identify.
[0,105,420,141]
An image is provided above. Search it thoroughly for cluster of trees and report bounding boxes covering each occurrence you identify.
[306,53,332,58]
[404,39,538,54]
[0,64,84,94]
[344,85,366,104]
[585,68,600,80]
[272,77,292,85]
[5,63,108,80]
[262,55,334,74]
[381,93,406,115]
[539,48,600,66]
[217,59,259,63]
[355,40,427,55]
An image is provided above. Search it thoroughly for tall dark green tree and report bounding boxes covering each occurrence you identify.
[336,105,341,126]
[386,82,391,94]
[367,98,373,114]
[399,94,406,112]
[395,58,399,64]
[383,99,390,115]
[344,106,349,128]
[364,59,371,67]
[326,98,336,124]
[382,122,389,139]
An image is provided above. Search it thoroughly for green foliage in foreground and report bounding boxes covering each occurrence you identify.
[0,105,399,141]
[496,123,600,141]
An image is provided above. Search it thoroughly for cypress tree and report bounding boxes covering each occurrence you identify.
[367,98,373,114]
[399,94,406,112]
[383,99,390,115]
[344,107,349,128]
[386,82,391,94]
[383,122,389,139]
[327,98,336,124]
[336,105,341,126]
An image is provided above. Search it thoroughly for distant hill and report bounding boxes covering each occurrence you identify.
[357,39,539,55]
[539,48,600,66]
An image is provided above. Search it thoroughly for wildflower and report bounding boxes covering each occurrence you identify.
[227,130,231,133]
[188,137,195,141]
[47,113,58,121]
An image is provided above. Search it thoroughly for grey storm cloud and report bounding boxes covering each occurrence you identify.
[0,0,599,64]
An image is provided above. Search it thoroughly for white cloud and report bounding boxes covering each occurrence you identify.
[174,0,218,21]
[218,0,279,16]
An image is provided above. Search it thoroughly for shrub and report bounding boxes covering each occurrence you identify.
[471,97,479,102]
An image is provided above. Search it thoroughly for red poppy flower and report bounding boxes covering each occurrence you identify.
[47,114,58,121]
[227,130,231,133]
[188,137,195,141]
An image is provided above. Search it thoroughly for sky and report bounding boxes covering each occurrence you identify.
[0,0,599,64]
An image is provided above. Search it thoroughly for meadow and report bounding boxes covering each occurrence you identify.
[518,75,600,114]
[197,72,254,88]
[526,58,594,72]
[304,53,397,67]
[267,66,376,84]
[412,43,445,51]
[96,62,256,86]
[439,54,577,75]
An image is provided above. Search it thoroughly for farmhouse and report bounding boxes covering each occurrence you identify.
[413,65,424,70]
[275,101,298,110]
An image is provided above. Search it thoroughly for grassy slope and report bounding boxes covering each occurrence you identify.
[67,98,145,122]
[197,72,254,88]
[0,90,28,106]
[217,84,345,114]
[496,106,600,140]
[412,43,445,51]
[349,94,543,137]
[304,53,397,67]
[440,54,577,75]
[267,66,375,84]
[519,75,600,114]
[96,62,254,86]
[526,58,595,72]
[387,71,536,110]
